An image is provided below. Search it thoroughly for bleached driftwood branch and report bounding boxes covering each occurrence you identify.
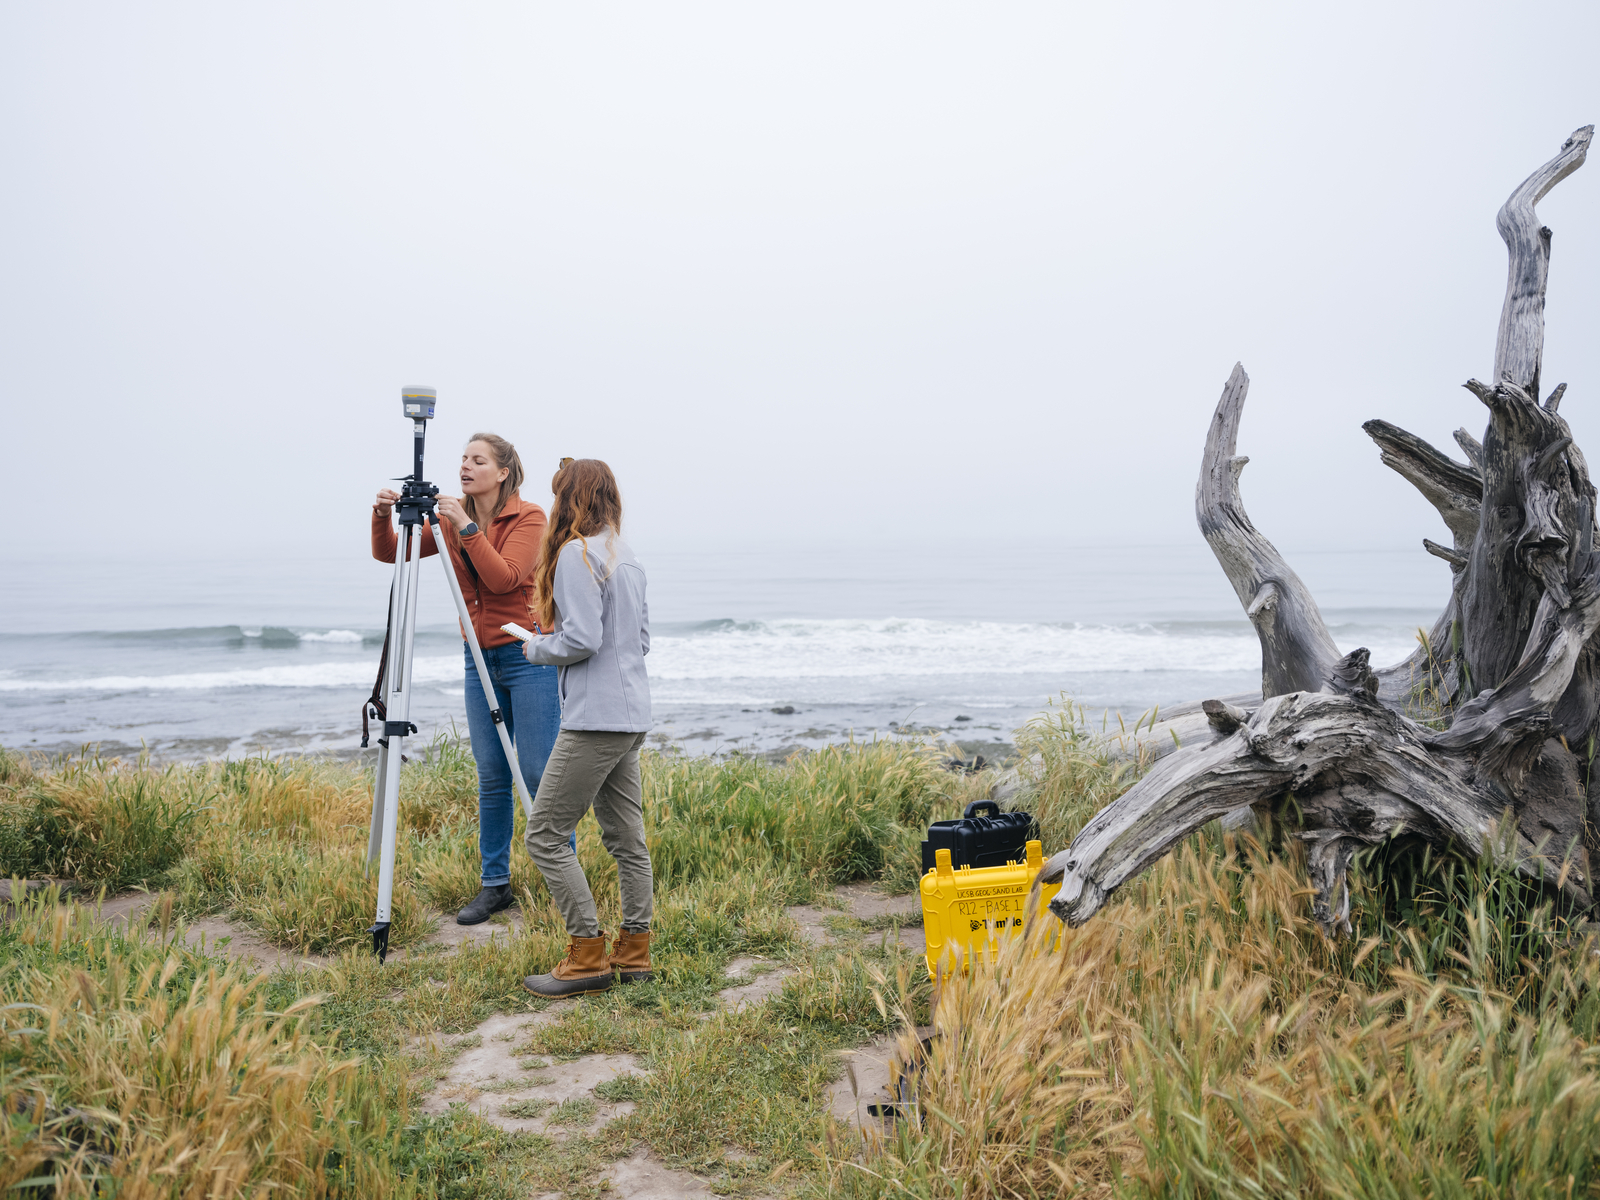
[1043,128,1600,933]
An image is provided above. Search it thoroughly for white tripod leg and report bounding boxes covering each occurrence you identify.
[367,535,410,867]
[369,523,425,962]
[431,514,537,820]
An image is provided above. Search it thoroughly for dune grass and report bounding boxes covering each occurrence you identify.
[828,708,1600,1199]
[0,749,204,894]
[5,710,1600,1197]
[0,736,969,1195]
[0,890,401,1197]
[1013,696,1157,851]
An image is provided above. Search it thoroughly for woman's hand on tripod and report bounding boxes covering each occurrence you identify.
[436,495,472,532]
[374,488,400,517]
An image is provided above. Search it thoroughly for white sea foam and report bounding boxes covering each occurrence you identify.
[233,626,362,644]
[0,656,463,692]
[647,618,1422,681]
[0,618,1426,694]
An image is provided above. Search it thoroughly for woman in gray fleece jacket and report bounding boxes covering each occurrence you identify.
[519,458,654,998]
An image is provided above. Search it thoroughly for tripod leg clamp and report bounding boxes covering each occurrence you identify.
[383,720,419,737]
[490,708,505,725]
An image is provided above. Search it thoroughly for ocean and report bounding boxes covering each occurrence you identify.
[0,541,1448,762]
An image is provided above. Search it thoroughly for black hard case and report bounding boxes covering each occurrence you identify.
[920,800,1039,873]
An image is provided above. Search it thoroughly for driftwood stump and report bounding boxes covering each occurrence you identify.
[1041,127,1600,934]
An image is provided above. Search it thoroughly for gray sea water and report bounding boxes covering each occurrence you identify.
[0,541,1448,762]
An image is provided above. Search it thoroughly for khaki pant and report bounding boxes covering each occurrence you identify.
[525,729,652,938]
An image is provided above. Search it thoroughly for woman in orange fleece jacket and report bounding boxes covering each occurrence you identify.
[372,433,562,926]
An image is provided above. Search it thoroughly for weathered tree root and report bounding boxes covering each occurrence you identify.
[1044,127,1600,934]
[1044,686,1595,934]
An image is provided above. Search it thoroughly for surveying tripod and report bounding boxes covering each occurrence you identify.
[365,386,536,962]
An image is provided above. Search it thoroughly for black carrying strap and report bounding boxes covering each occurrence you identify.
[438,513,480,584]
[360,586,393,748]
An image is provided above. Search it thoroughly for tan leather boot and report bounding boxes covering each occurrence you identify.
[522,935,615,998]
[609,928,652,984]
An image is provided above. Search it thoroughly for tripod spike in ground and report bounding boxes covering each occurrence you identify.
[370,921,391,963]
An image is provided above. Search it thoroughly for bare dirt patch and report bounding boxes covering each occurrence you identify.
[408,883,925,1186]
[82,892,330,972]
[409,907,527,954]
[783,901,832,945]
[717,955,796,1011]
[787,882,924,953]
[179,916,330,971]
[0,878,63,905]
[419,1010,643,1138]
[409,1007,572,1055]
[600,1149,723,1199]
[72,892,525,971]
[92,892,155,926]
[826,1033,903,1130]
[834,881,919,922]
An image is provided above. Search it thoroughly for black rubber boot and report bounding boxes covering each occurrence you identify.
[456,884,516,926]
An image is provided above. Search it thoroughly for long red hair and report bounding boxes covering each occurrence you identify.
[533,458,623,628]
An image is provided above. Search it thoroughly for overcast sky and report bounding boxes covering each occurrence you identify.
[4,3,1599,565]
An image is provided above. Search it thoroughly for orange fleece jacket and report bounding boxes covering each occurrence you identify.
[370,495,549,649]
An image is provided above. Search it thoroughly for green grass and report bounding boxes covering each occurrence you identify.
[0,749,205,891]
[8,712,1600,1199]
[0,736,970,1196]
[499,1097,552,1119]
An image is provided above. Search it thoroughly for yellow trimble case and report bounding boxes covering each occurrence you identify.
[919,839,1061,978]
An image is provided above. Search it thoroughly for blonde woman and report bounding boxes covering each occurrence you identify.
[372,434,564,926]
[519,459,653,997]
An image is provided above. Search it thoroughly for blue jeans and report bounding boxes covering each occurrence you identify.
[463,643,563,887]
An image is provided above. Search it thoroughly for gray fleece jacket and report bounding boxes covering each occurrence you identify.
[523,530,651,732]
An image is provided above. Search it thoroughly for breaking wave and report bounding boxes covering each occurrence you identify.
[0,617,1425,693]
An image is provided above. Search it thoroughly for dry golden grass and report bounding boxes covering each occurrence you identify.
[647,738,990,898]
[0,891,398,1198]
[15,723,1600,1197]
[2,735,983,958]
[0,751,207,893]
[835,830,1600,1200]
[164,757,435,954]
[1015,697,1160,852]
[0,736,1003,1197]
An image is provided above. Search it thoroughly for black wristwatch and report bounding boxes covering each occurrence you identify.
[460,522,479,537]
